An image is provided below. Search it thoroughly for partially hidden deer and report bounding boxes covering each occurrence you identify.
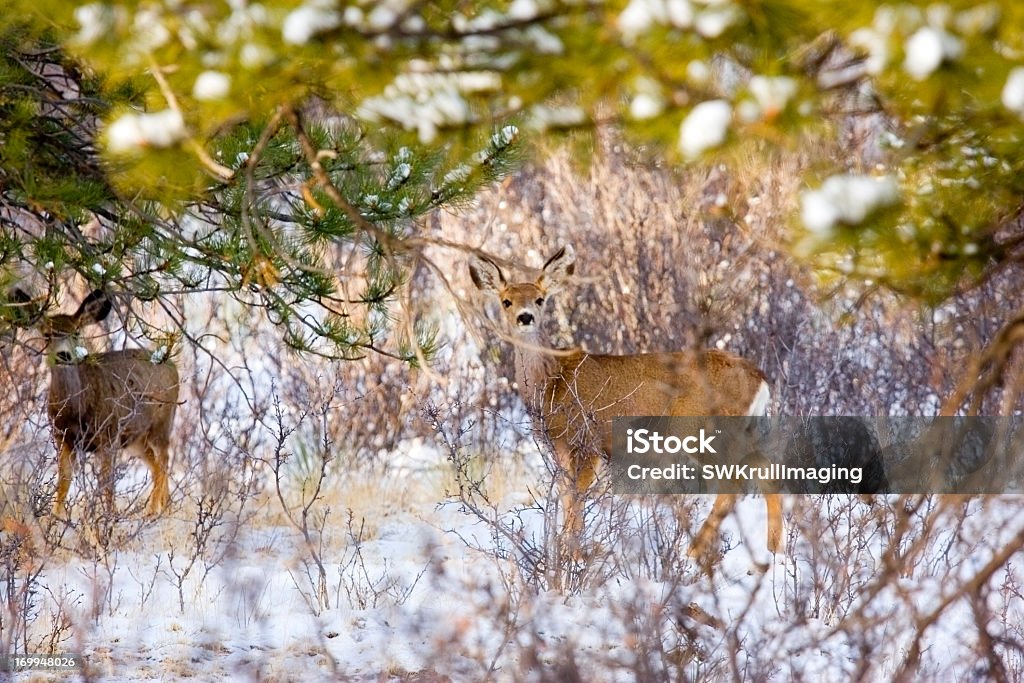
[16,289,179,517]
[469,246,782,561]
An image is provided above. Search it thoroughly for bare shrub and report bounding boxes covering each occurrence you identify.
[411,137,1024,680]
[2,129,1024,680]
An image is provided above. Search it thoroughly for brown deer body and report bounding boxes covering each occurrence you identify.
[470,246,782,560]
[20,290,179,516]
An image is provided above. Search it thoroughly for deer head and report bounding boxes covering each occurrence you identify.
[469,245,575,342]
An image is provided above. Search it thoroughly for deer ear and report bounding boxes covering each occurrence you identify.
[76,290,112,324]
[468,255,506,292]
[539,245,575,291]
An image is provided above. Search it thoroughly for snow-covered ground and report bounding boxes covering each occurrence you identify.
[10,442,1024,681]
[7,143,1024,681]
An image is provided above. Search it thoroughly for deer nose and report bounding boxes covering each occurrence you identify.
[516,312,534,326]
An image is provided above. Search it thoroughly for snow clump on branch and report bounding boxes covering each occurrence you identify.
[801,174,900,236]
[903,26,963,80]
[1002,67,1024,118]
[679,99,732,159]
[282,1,342,45]
[106,109,187,154]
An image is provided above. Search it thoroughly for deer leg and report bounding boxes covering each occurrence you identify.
[689,493,737,568]
[141,444,169,516]
[739,447,785,554]
[573,453,600,493]
[53,440,75,517]
[551,441,590,556]
[765,494,783,553]
[560,454,584,538]
[564,452,600,545]
[561,487,584,541]
[690,493,784,567]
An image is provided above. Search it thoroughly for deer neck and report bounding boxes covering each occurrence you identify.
[512,328,560,411]
[46,337,93,419]
[48,362,88,421]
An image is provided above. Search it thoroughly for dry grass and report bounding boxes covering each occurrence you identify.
[437,138,980,417]
[2,133,1024,679]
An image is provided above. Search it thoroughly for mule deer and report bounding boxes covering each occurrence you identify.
[16,289,179,517]
[469,246,782,560]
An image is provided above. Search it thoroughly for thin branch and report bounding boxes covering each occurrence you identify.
[941,310,1024,415]
[147,57,234,182]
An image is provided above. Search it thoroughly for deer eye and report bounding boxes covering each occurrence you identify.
[502,299,512,308]
[535,297,545,306]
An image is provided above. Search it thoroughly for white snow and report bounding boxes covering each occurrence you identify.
[217,3,267,45]
[386,163,412,190]
[954,4,1000,35]
[630,92,664,120]
[10,272,1024,681]
[748,75,797,119]
[367,5,398,30]
[666,0,694,28]
[736,99,760,123]
[131,7,171,53]
[1001,67,1024,117]
[523,25,563,54]
[801,174,900,236]
[492,124,519,147]
[617,0,697,39]
[679,99,732,159]
[687,59,711,84]
[192,71,231,101]
[106,109,187,153]
[903,26,962,80]
[442,164,472,186]
[74,3,112,46]
[528,104,587,129]
[508,0,539,21]
[17,486,1022,680]
[239,43,272,69]
[339,5,361,26]
[617,0,662,40]
[849,28,889,75]
[282,2,342,45]
[695,5,739,38]
[358,71,500,143]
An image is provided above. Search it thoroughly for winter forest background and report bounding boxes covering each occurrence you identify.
[3,1,1024,680]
